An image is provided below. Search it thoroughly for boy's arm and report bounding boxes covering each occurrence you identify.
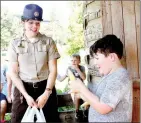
[75,66,86,80]
[57,67,68,82]
[79,85,112,114]
[57,74,67,82]
[70,78,112,114]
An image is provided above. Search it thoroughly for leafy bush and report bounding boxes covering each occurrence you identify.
[58,105,75,112]
[5,113,11,121]
[57,89,63,94]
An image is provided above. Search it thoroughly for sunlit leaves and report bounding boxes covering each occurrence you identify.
[66,1,84,55]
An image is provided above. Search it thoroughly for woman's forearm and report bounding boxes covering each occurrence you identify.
[46,59,57,90]
[46,71,57,90]
[6,73,12,97]
[10,73,28,98]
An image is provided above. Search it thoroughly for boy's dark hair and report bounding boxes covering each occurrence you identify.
[90,34,123,59]
[71,54,81,61]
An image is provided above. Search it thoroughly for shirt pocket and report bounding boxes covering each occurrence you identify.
[16,47,28,54]
[37,44,48,63]
[16,42,28,54]
[37,44,47,52]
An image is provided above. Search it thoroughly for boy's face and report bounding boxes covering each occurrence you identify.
[71,57,80,66]
[94,52,112,76]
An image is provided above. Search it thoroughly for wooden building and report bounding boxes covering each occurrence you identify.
[83,0,140,122]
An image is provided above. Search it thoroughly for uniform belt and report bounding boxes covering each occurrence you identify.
[23,80,47,88]
[24,82,40,88]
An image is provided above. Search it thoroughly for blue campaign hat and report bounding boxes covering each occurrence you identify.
[21,4,43,21]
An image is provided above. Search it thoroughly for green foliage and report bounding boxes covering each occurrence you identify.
[63,84,70,93]
[57,89,63,94]
[1,9,12,49]
[1,8,23,50]
[66,1,84,55]
[5,113,11,121]
[56,82,70,94]
[40,9,66,46]
[58,105,75,112]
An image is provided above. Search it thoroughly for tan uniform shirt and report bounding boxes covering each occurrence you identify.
[8,33,60,83]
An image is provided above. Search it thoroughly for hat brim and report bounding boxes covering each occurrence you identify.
[21,16,43,21]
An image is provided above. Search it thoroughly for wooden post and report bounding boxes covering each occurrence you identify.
[102,0,113,35]
[135,1,140,78]
[122,1,139,79]
[132,81,140,122]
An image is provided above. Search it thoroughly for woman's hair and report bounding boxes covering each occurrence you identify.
[90,34,123,59]
[21,17,29,22]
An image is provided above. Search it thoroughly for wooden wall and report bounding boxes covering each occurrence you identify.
[101,2,140,121]
[102,0,140,80]
[83,0,140,122]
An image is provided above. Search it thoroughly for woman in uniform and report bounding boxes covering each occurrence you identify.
[8,3,60,123]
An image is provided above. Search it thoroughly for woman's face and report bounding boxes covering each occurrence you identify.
[23,20,41,38]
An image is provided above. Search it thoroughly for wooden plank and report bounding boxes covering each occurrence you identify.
[101,0,106,35]
[133,80,140,89]
[111,1,126,68]
[105,0,113,35]
[122,1,139,79]
[135,0,140,78]
[111,1,124,44]
[132,81,140,122]
[102,0,113,35]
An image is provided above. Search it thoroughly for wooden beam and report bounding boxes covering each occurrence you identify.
[111,1,124,44]
[111,0,126,68]
[135,0,140,78]
[122,1,139,79]
[102,0,113,35]
[132,81,140,122]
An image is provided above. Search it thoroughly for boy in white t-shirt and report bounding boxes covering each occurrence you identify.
[57,54,86,120]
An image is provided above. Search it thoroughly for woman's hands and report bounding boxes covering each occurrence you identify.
[36,90,51,108]
[25,95,38,107]
[24,89,51,108]
[7,96,12,103]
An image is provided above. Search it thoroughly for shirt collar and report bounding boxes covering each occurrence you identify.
[21,32,42,43]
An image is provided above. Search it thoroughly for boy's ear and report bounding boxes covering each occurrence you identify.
[110,53,116,62]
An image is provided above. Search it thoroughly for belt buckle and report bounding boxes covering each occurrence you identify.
[33,82,38,88]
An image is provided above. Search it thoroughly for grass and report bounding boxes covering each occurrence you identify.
[5,113,11,121]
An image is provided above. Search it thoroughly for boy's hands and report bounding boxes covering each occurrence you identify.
[69,78,83,93]
[72,65,79,71]
[70,78,90,107]
[71,65,86,80]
